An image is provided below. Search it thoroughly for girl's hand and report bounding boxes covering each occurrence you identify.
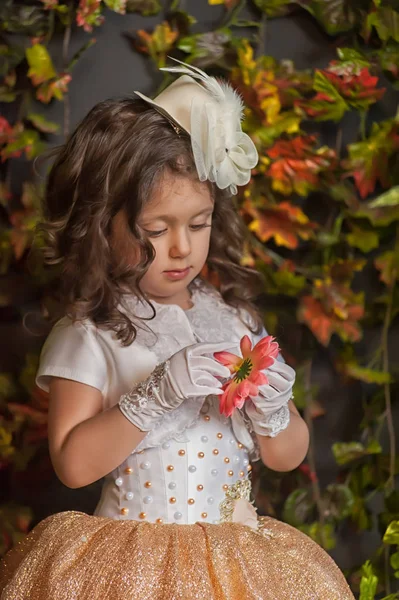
[244,361,296,438]
[118,341,232,432]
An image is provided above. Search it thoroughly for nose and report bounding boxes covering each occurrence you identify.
[169,227,191,259]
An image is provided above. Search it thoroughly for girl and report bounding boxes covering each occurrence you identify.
[0,61,354,599]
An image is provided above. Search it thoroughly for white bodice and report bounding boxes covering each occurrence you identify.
[36,278,264,525]
[94,396,251,524]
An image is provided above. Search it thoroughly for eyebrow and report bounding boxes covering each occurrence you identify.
[140,207,214,224]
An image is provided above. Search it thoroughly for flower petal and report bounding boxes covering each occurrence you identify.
[236,380,252,399]
[240,335,253,358]
[219,381,240,417]
[258,356,276,371]
[214,351,242,371]
[246,381,260,397]
[249,371,269,386]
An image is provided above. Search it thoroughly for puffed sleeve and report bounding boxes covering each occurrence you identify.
[35,317,108,394]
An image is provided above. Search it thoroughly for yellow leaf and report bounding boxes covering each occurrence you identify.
[26,44,56,86]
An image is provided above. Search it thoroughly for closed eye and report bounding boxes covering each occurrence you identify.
[143,223,211,238]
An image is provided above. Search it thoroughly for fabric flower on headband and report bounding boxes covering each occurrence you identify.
[134,58,259,195]
[214,335,280,417]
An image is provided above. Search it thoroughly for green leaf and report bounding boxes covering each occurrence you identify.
[0,88,17,102]
[282,488,315,526]
[332,440,382,465]
[299,522,336,550]
[252,0,292,17]
[1,130,46,161]
[26,113,59,134]
[256,112,302,145]
[368,186,399,209]
[329,181,360,209]
[257,262,307,297]
[391,551,399,571]
[384,520,399,545]
[355,205,399,226]
[346,227,380,253]
[377,43,399,81]
[374,250,399,286]
[336,47,370,68]
[0,44,25,77]
[126,0,162,15]
[367,7,399,43]
[359,560,378,600]
[345,364,392,384]
[168,10,197,38]
[26,44,56,86]
[311,70,349,121]
[351,496,372,529]
[0,4,48,36]
[296,0,356,35]
[271,269,307,296]
[323,484,355,520]
[104,0,127,12]
[355,186,399,226]
[177,29,232,64]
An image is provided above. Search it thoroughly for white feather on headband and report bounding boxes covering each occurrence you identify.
[135,58,259,195]
[160,57,246,122]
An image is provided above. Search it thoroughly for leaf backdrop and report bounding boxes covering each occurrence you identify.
[1,0,399,596]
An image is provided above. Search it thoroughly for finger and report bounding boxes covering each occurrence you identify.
[193,371,223,388]
[189,341,240,357]
[192,356,231,378]
[268,362,296,381]
[197,386,225,396]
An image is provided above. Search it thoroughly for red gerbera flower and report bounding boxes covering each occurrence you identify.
[214,335,280,417]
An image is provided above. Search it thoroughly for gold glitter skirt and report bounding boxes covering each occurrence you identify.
[0,511,354,599]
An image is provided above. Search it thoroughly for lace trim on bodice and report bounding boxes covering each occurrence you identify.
[126,281,260,457]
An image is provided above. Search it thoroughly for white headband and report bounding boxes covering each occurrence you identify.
[134,58,258,195]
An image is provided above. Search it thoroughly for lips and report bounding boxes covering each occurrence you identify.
[163,267,191,280]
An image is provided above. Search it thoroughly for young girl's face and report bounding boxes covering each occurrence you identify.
[114,171,214,308]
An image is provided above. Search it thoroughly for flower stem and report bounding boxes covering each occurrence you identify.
[381,270,396,494]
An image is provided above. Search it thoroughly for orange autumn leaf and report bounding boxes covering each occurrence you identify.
[36,73,71,103]
[265,135,337,196]
[298,296,334,346]
[374,251,399,286]
[135,22,178,67]
[298,293,364,346]
[243,198,317,249]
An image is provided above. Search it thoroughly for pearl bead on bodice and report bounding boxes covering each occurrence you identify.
[94,397,251,524]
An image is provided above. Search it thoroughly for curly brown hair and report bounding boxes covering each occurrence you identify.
[37,97,263,345]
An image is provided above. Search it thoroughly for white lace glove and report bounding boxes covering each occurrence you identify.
[244,360,296,438]
[118,342,231,431]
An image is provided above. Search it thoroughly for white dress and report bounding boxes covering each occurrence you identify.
[0,280,355,599]
[35,279,270,525]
